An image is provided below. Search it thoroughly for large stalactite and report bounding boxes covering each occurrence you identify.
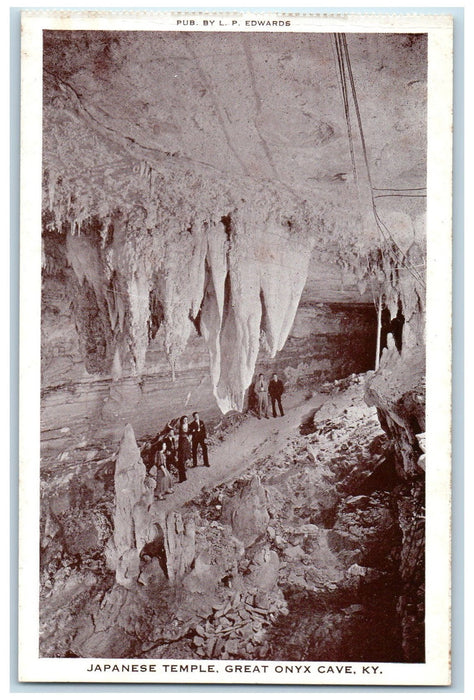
[46,185,317,412]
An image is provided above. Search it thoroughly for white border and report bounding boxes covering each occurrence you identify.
[18,10,453,686]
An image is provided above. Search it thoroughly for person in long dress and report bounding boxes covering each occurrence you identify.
[164,425,178,475]
[150,442,174,500]
[256,373,270,419]
[177,415,192,483]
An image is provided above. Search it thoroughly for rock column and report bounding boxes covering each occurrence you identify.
[107,423,153,588]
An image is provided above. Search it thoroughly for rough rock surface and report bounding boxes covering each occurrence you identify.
[162,512,196,583]
[106,424,152,587]
[39,374,424,661]
[365,335,425,661]
[41,261,377,473]
[221,475,270,547]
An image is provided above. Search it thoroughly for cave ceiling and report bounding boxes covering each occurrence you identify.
[41,30,427,413]
[43,31,427,222]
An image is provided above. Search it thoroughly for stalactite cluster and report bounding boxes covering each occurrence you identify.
[42,31,426,414]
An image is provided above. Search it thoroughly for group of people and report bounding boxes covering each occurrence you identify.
[141,372,286,503]
[141,411,210,501]
[253,372,285,420]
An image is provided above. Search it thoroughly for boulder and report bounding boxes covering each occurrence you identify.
[247,546,280,591]
[61,508,110,556]
[116,548,140,588]
[221,476,269,547]
[138,557,167,587]
[183,552,218,594]
[416,432,426,453]
[163,511,196,583]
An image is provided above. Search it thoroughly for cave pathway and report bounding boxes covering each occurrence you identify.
[149,390,327,519]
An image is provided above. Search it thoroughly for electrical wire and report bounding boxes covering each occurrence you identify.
[373,187,426,192]
[332,33,426,289]
[331,34,358,188]
[373,193,426,199]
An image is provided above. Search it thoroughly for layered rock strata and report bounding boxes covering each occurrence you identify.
[41,248,377,470]
[38,30,428,663]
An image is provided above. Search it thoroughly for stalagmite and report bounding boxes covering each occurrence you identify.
[107,423,152,588]
[162,512,196,583]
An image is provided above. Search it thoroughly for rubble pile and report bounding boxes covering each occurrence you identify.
[189,588,288,660]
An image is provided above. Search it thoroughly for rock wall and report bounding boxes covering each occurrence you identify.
[41,264,376,469]
[365,275,426,661]
[40,373,420,661]
[41,30,426,418]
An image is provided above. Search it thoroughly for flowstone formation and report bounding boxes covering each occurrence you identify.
[56,200,314,414]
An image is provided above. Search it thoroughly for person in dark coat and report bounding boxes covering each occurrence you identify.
[268,373,285,417]
[177,416,192,483]
[140,440,155,471]
[247,380,258,415]
[189,411,210,467]
[380,305,392,355]
[390,303,405,353]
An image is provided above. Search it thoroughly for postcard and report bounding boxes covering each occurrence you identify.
[18,10,452,685]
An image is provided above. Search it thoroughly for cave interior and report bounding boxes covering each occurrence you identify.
[39,30,427,663]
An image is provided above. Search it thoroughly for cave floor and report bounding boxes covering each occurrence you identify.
[150,389,325,519]
[40,374,410,661]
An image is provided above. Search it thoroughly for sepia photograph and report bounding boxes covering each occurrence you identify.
[18,11,452,685]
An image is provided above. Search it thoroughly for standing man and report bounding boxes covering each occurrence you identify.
[189,411,210,468]
[268,372,285,417]
[256,373,269,419]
